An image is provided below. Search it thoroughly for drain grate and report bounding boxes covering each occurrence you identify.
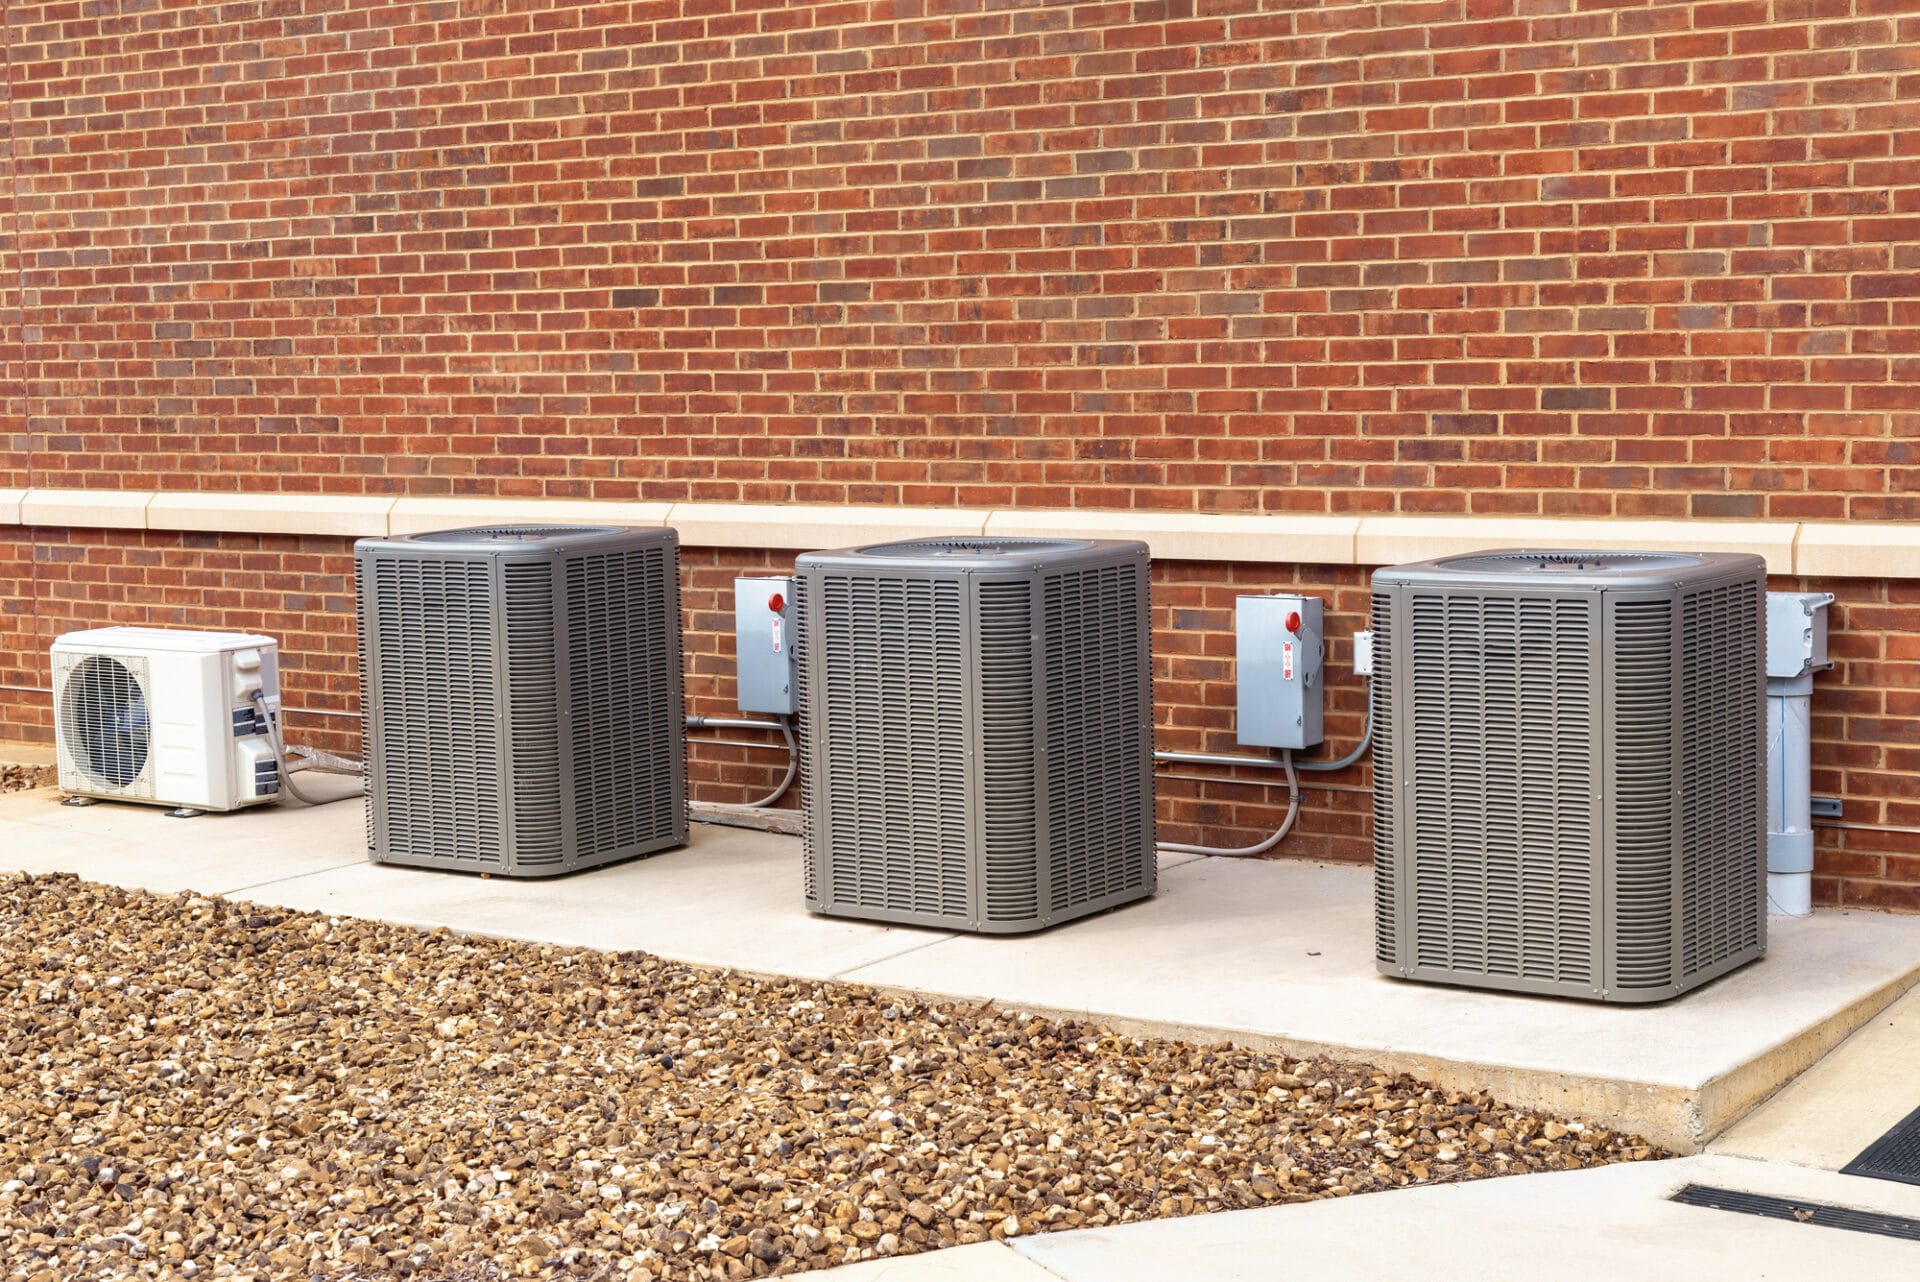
[1671,1184,1920,1241]
[1841,1104,1920,1188]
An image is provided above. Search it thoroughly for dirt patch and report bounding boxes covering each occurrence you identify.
[1,763,56,793]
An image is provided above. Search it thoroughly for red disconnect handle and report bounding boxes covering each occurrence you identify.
[768,592,786,613]
[1285,610,1301,634]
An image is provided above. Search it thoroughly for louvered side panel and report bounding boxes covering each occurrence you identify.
[502,562,563,868]
[1371,589,1398,968]
[365,557,503,866]
[1407,595,1455,973]
[977,579,1039,925]
[1043,562,1153,915]
[1408,592,1596,991]
[1608,597,1678,993]
[1477,597,1521,978]
[817,575,970,920]
[356,555,377,855]
[565,545,685,862]
[1680,578,1763,977]
[1520,597,1596,987]
[793,573,817,903]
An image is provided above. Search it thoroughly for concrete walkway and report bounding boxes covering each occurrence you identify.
[819,1154,1920,1280]
[2,784,1919,1155]
[1712,984,1920,1169]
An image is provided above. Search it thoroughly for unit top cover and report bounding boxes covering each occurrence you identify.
[799,536,1146,571]
[53,626,278,653]
[1375,548,1764,590]
[357,524,672,556]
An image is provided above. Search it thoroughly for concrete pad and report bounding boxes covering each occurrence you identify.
[244,826,953,982]
[5,786,1917,1153]
[840,858,1920,1152]
[1712,984,1920,1170]
[0,781,366,895]
[819,1243,1057,1281]
[1008,1154,1920,1282]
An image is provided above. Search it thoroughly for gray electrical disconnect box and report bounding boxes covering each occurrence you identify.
[1237,594,1325,749]
[1766,591,1834,682]
[735,576,795,714]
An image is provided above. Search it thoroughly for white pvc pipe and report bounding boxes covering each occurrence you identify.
[1766,684,1814,918]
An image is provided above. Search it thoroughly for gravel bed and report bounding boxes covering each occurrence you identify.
[0,873,1663,1280]
[1,764,55,793]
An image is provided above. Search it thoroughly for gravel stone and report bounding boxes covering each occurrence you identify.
[0,872,1663,1279]
[0,765,54,794]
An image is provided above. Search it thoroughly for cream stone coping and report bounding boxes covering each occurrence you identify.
[1795,522,1920,580]
[665,502,990,550]
[386,497,672,537]
[1354,516,1800,575]
[19,488,154,529]
[0,490,1904,577]
[147,492,397,537]
[982,509,1360,565]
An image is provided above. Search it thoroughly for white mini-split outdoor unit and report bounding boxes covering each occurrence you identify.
[52,627,283,814]
[1371,550,1767,1003]
[354,524,686,876]
[795,537,1157,933]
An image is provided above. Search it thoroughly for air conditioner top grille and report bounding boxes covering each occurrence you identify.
[800,537,1147,573]
[406,524,626,544]
[1375,548,1758,591]
[850,537,1093,560]
[1438,551,1705,575]
[357,525,674,559]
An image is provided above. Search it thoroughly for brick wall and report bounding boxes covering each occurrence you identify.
[3,1,1917,512]
[2,2,1918,908]
[4,526,1917,910]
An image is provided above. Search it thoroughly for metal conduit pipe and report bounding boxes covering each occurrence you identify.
[685,714,797,809]
[1154,682,1373,775]
[251,689,364,807]
[1158,750,1299,858]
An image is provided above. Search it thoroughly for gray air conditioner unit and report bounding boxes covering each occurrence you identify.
[795,537,1156,933]
[355,525,686,876]
[1371,549,1766,1003]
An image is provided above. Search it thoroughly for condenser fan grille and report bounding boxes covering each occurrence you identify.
[851,537,1093,559]
[1437,551,1705,575]
[59,654,152,789]
[408,525,620,544]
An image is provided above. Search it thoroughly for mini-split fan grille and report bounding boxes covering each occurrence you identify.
[56,652,155,797]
